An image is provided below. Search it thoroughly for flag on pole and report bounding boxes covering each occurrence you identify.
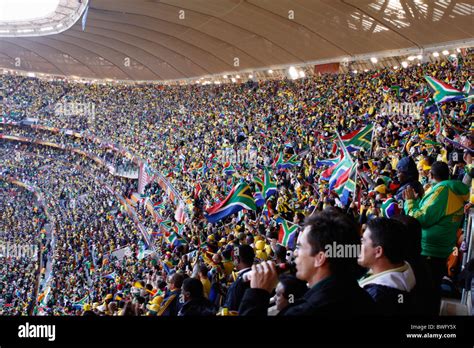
[278,219,298,249]
[263,167,277,199]
[316,156,340,168]
[164,230,185,247]
[424,76,465,104]
[333,163,357,206]
[253,175,265,207]
[205,181,256,223]
[340,124,374,153]
[274,152,301,170]
[321,137,354,189]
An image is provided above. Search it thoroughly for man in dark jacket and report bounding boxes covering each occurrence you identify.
[223,245,255,312]
[239,209,375,316]
[178,278,216,316]
[395,156,424,201]
[358,218,416,315]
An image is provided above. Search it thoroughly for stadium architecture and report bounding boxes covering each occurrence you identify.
[0,1,473,344]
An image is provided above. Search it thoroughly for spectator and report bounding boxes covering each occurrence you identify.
[403,161,469,313]
[358,218,416,315]
[178,278,216,316]
[198,265,211,299]
[238,209,375,316]
[391,215,437,315]
[223,245,255,312]
[395,156,424,201]
[268,274,308,315]
[157,273,185,316]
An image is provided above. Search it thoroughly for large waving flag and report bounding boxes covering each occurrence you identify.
[320,152,344,181]
[341,124,374,153]
[328,155,354,190]
[334,163,357,206]
[205,181,256,223]
[316,156,340,168]
[321,137,354,187]
[274,152,301,170]
[278,219,298,249]
[425,76,465,104]
[160,220,174,231]
[263,168,277,199]
[320,137,356,199]
[165,230,186,247]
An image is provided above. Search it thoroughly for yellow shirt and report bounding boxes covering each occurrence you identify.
[201,278,211,299]
[223,260,234,277]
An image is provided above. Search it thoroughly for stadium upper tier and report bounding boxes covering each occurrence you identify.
[2,52,472,213]
[0,0,473,81]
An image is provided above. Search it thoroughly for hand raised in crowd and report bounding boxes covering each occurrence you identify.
[402,186,417,200]
[249,261,279,294]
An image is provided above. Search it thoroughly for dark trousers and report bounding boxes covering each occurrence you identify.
[422,256,447,315]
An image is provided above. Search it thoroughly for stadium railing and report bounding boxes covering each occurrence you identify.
[461,208,474,315]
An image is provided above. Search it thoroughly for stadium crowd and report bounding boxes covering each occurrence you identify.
[1,50,473,316]
[0,181,45,315]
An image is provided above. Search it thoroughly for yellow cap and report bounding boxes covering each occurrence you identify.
[255,240,265,251]
[133,281,144,289]
[374,184,386,194]
[147,303,160,312]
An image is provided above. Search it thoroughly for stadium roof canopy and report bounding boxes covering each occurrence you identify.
[0,0,473,82]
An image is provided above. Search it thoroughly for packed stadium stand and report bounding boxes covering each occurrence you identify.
[0,0,473,322]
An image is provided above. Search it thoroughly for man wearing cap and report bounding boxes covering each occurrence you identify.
[395,156,424,202]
